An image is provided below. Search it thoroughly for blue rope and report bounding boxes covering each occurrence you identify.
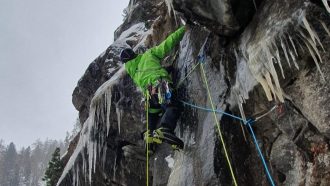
[180,100,276,186]
[180,100,246,122]
[246,121,276,186]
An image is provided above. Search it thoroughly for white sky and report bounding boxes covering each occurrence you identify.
[0,0,130,148]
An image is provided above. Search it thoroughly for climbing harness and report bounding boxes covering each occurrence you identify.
[147,79,172,105]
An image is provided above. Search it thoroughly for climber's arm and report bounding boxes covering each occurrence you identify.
[149,26,186,60]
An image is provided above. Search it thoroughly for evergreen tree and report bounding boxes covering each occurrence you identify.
[2,142,19,186]
[0,140,5,184]
[42,148,63,186]
[21,147,32,185]
[31,140,44,186]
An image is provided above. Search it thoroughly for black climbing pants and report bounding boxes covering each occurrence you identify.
[148,90,182,132]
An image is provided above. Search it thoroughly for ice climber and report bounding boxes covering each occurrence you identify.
[120,26,186,154]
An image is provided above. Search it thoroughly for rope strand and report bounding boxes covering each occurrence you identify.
[246,122,276,186]
[180,100,276,186]
[200,63,238,186]
[146,94,150,186]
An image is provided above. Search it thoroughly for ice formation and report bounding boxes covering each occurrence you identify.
[320,20,330,37]
[322,0,330,13]
[56,16,156,184]
[57,1,330,185]
[165,0,178,24]
[236,9,327,104]
[57,67,127,186]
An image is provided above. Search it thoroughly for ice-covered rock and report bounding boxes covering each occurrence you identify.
[59,0,330,185]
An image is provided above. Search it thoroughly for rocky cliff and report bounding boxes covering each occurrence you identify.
[58,0,330,185]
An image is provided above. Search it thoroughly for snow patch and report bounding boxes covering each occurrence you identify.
[118,23,146,40]
[112,22,152,55]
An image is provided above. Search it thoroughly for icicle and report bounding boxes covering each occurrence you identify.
[320,20,330,38]
[300,30,324,64]
[297,38,305,51]
[255,74,273,101]
[165,0,178,24]
[102,147,107,168]
[116,106,122,134]
[72,165,76,186]
[322,0,330,13]
[302,17,324,51]
[288,35,298,56]
[283,35,299,70]
[253,0,257,10]
[288,49,299,70]
[264,72,277,101]
[280,36,292,68]
[76,167,80,186]
[302,17,317,44]
[106,91,112,136]
[88,141,94,183]
[93,140,97,172]
[113,155,117,180]
[267,58,285,102]
[303,40,325,81]
[272,40,285,78]
[264,45,280,101]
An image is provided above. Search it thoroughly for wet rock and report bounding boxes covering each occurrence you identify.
[172,0,240,36]
[270,134,305,185]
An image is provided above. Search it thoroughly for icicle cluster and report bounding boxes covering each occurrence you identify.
[57,67,126,186]
[56,19,154,185]
[238,10,328,103]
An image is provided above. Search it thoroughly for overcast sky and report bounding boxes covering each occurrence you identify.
[0,0,129,148]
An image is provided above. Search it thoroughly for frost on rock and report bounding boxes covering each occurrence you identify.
[113,22,152,55]
[233,1,327,105]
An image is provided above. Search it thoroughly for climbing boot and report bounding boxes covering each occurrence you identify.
[153,127,184,150]
[143,130,157,155]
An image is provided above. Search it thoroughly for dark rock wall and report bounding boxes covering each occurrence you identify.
[59,0,330,185]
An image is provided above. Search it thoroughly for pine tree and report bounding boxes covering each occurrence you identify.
[2,142,19,186]
[0,140,5,184]
[42,147,63,186]
[22,147,32,185]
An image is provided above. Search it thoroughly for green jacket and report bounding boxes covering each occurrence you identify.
[125,26,185,93]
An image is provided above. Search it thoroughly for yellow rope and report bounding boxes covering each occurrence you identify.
[176,62,200,89]
[200,64,238,186]
[145,93,150,186]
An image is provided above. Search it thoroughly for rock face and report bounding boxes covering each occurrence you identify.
[59,0,330,185]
